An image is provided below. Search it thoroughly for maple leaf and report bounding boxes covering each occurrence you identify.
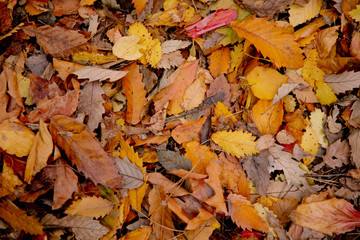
[65,196,114,218]
[230,15,304,68]
[211,130,259,158]
[291,198,360,235]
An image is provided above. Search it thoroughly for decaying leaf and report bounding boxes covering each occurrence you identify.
[157,150,192,171]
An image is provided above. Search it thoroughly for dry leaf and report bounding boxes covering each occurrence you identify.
[161,40,191,54]
[65,196,114,218]
[323,139,350,168]
[171,117,207,144]
[289,0,322,26]
[185,141,218,174]
[208,47,230,78]
[212,130,259,158]
[157,51,185,69]
[74,66,128,82]
[114,156,144,189]
[148,172,189,196]
[324,71,360,94]
[49,115,122,188]
[349,128,360,169]
[230,15,304,68]
[41,214,108,240]
[252,99,284,135]
[24,119,53,183]
[157,150,192,171]
[256,134,275,150]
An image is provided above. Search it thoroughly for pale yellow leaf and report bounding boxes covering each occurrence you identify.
[289,0,322,26]
[112,35,145,60]
[300,125,319,155]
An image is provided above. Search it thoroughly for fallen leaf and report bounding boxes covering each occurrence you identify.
[157,51,185,69]
[74,66,128,82]
[0,200,43,235]
[0,162,23,198]
[171,117,207,144]
[41,214,108,240]
[24,119,53,183]
[323,139,350,168]
[228,193,268,232]
[252,99,284,135]
[148,172,189,196]
[208,47,230,78]
[230,15,304,68]
[119,226,152,240]
[256,134,275,150]
[314,26,339,59]
[112,35,145,61]
[181,75,207,111]
[49,115,122,188]
[121,62,147,125]
[212,130,259,158]
[52,0,80,16]
[324,71,360,94]
[53,58,85,81]
[247,66,288,100]
[65,196,114,218]
[157,150,192,171]
[349,128,360,168]
[291,198,360,235]
[289,0,322,26]
[185,141,218,174]
[114,157,144,189]
[161,40,191,54]
[0,122,35,157]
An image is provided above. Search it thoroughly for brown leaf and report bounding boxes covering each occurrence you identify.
[350,31,360,58]
[157,150,192,171]
[314,26,339,59]
[349,128,360,169]
[122,62,147,124]
[76,82,105,132]
[52,159,78,210]
[22,25,88,55]
[148,186,175,240]
[349,99,360,128]
[323,139,350,168]
[74,66,128,82]
[114,157,144,189]
[243,0,292,17]
[207,74,231,107]
[0,199,43,235]
[52,0,80,16]
[171,117,207,144]
[49,115,122,188]
[157,51,185,69]
[148,172,189,196]
[324,71,360,94]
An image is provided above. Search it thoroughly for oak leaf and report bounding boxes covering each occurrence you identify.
[41,214,108,240]
[121,62,147,125]
[24,119,53,183]
[211,130,259,158]
[0,200,43,235]
[49,115,122,188]
[291,198,360,235]
[228,193,268,232]
[65,196,114,218]
[247,66,288,100]
[230,15,304,68]
[252,99,284,135]
[0,122,35,157]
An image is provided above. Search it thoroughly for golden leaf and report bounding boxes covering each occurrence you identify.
[247,66,288,100]
[24,119,53,183]
[300,125,319,155]
[214,101,237,121]
[184,141,218,174]
[314,80,337,105]
[230,15,304,68]
[65,196,114,218]
[171,117,207,144]
[132,0,149,16]
[0,122,35,157]
[289,0,322,26]
[119,226,152,240]
[208,47,230,78]
[0,162,23,198]
[211,130,259,158]
[302,49,325,88]
[310,108,328,148]
[349,4,360,21]
[252,100,284,135]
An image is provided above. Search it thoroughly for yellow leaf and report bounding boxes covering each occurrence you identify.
[283,95,296,112]
[247,66,288,100]
[0,162,23,198]
[65,196,114,218]
[24,119,53,183]
[300,125,319,155]
[252,100,284,135]
[349,4,360,21]
[289,0,322,26]
[229,43,244,72]
[112,35,145,61]
[302,49,325,88]
[214,101,237,121]
[0,122,35,157]
[211,130,259,158]
[228,193,268,232]
[208,47,230,78]
[128,183,148,212]
[181,75,207,111]
[72,51,117,65]
[132,0,149,16]
[0,200,43,235]
[128,22,162,67]
[230,15,304,68]
[315,80,337,105]
[310,108,328,148]
[184,141,218,174]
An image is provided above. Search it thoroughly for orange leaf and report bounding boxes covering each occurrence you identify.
[119,226,152,240]
[252,99,284,135]
[292,198,360,235]
[132,0,148,16]
[49,115,122,188]
[171,117,207,144]
[230,15,304,68]
[148,172,189,196]
[122,62,147,124]
[184,141,218,174]
[153,61,198,115]
[0,200,43,235]
[208,47,230,78]
[228,193,268,232]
